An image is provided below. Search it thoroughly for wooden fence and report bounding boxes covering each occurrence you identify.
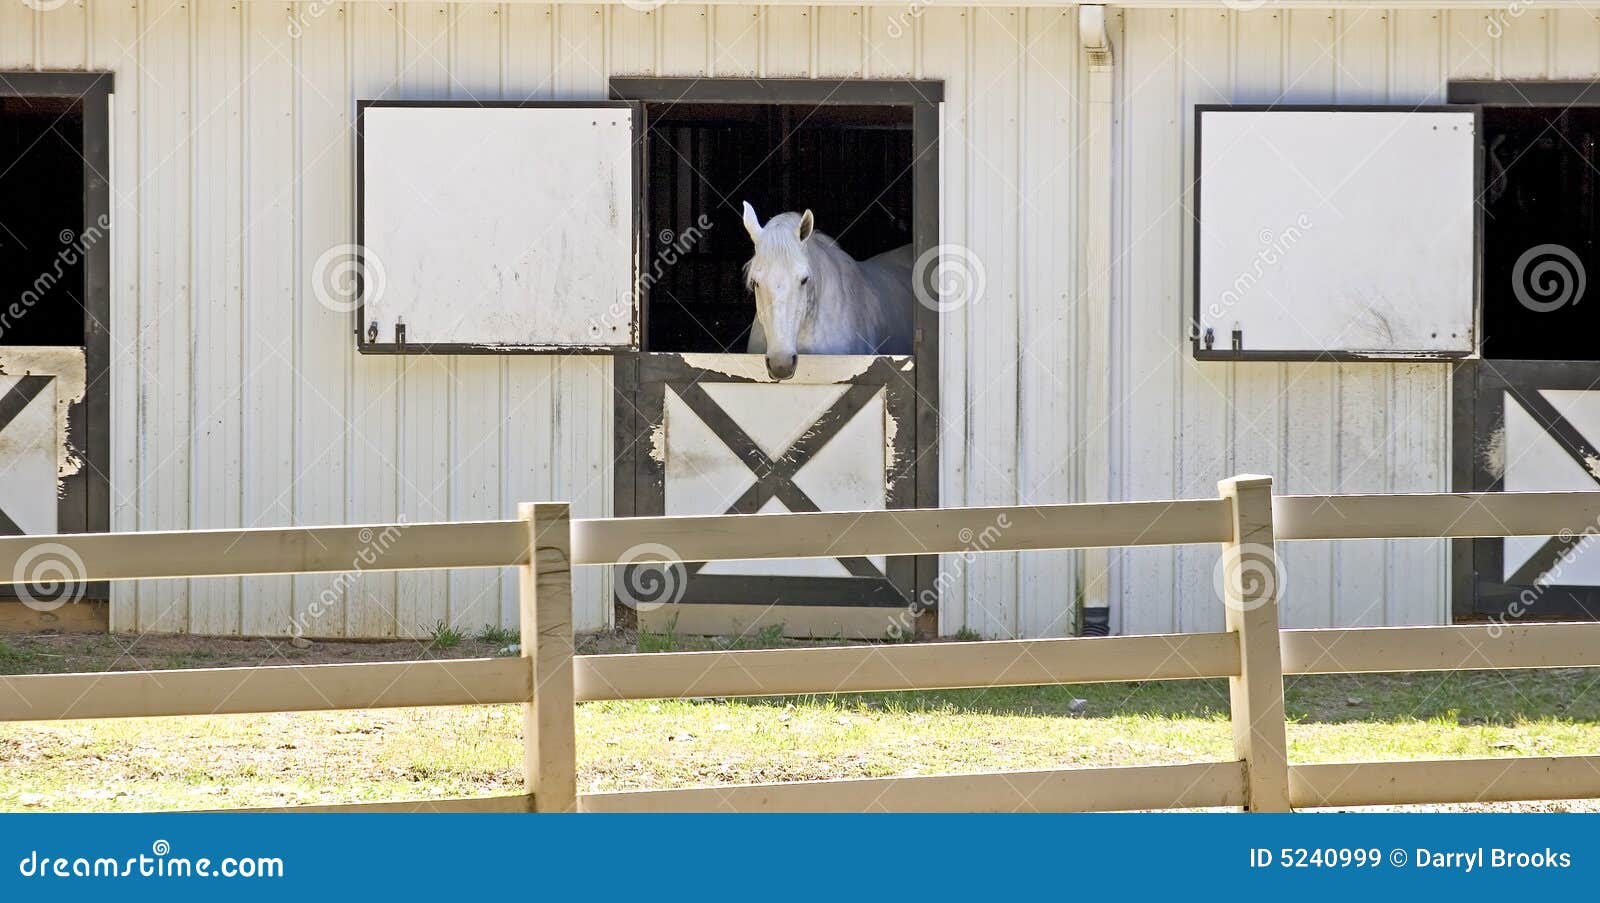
[6,475,1600,812]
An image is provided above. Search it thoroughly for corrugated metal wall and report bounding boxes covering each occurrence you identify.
[1106,4,1598,635]
[12,1,1579,638]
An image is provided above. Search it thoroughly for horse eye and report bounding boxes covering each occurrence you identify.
[800,276,809,285]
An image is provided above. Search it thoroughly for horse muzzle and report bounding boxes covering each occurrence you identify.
[766,352,798,381]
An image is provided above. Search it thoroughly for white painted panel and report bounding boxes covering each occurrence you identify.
[0,377,58,535]
[1503,390,1600,586]
[1197,109,1476,356]
[361,105,636,348]
[663,378,889,579]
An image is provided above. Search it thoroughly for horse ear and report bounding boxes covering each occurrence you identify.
[742,201,763,242]
[797,209,815,242]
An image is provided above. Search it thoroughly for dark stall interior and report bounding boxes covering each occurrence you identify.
[0,96,86,347]
[1482,106,1600,360]
[641,102,914,353]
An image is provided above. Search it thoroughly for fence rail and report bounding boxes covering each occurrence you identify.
[3,476,1600,812]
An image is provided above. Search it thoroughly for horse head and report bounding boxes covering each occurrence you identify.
[742,201,816,381]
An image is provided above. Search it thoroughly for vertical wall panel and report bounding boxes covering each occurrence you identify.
[922,6,967,634]
[138,0,193,633]
[761,5,809,77]
[1550,8,1600,80]
[93,0,142,632]
[608,6,655,76]
[1446,10,1495,79]
[1172,7,1231,637]
[39,0,87,70]
[0,2,35,67]
[658,4,705,77]
[1119,6,1180,635]
[289,2,354,637]
[1494,7,1546,80]
[960,7,1020,637]
[814,7,864,78]
[187,0,245,636]
[345,1,403,639]
[1015,6,1075,637]
[712,5,760,77]
[240,1,295,637]
[866,6,914,79]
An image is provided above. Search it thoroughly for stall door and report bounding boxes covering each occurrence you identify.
[1459,362,1600,619]
[616,354,921,632]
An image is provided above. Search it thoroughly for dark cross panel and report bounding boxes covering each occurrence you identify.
[1455,360,1600,620]
[616,354,922,609]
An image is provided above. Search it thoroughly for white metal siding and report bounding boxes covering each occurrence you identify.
[12,2,1566,638]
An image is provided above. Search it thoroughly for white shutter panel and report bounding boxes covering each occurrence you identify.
[360,103,637,350]
[1196,107,1477,359]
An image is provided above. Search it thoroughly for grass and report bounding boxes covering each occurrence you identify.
[428,621,465,651]
[3,631,1600,811]
[474,624,519,647]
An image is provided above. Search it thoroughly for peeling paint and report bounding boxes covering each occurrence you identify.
[884,399,901,472]
[1480,421,1506,480]
[647,420,667,464]
[0,346,86,486]
[676,353,890,383]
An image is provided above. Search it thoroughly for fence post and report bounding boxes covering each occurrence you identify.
[1217,475,1291,813]
[519,502,577,813]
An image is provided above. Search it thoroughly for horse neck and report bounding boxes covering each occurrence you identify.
[804,237,862,327]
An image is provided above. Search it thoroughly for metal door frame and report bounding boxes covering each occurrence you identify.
[609,77,942,621]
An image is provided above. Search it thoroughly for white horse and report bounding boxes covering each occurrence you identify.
[741,202,915,380]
